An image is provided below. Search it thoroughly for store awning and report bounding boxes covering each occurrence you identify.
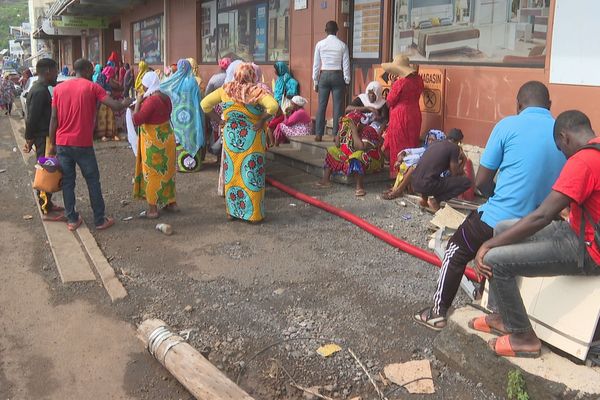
[48,0,145,17]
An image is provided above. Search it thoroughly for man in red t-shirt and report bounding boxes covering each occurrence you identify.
[470,110,600,358]
[49,58,133,231]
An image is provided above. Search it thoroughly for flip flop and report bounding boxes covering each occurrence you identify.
[413,307,446,332]
[96,217,115,231]
[314,181,332,188]
[468,316,507,336]
[355,189,367,197]
[488,335,540,358]
[382,191,402,200]
[161,204,180,213]
[67,216,83,232]
[43,212,67,222]
[139,210,159,219]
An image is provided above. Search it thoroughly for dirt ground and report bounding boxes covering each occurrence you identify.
[1,111,500,400]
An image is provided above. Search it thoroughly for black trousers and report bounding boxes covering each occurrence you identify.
[413,175,471,203]
[33,136,53,214]
[432,211,493,316]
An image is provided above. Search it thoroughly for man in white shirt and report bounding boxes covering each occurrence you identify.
[312,21,351,141]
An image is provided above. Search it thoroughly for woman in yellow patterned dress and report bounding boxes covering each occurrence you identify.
[201,63,278,222]
[132,71,177,219]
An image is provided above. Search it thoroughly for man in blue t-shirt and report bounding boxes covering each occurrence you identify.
[414,81,565,331]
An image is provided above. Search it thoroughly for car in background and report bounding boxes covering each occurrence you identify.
[20,75,74,119]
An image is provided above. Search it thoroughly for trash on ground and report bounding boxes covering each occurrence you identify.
[22,215,33,220]
[122,216,133,221]
[12,147,17,152]
[430,205,467,230]
[401,214,412,220]
[156,223,173,235]
[273,288,286,295]
[399,200,407,207]
[289,203,297,207]
[120,199,130,206]
[316,343,342,358]
[0,169,6,173]
[384,360,435,394]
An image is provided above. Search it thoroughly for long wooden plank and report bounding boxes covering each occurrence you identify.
[8,117,97,283]
[138,319,255,400]
[77,225,127,302]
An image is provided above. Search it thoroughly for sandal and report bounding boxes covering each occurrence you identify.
[43,211,67,222]
[355,189,367,197]
[382,191,402,200]
[161,204,180,213]
[96,217,115,230]
[67,216,83,232]
[139,210,159,219]
[488,335,541,358]
[315,181,332,188]
[413,307,447,331]
[468,316,507,336]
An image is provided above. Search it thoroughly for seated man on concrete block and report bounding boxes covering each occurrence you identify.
[410,128,471,211]
[472,110,600,358]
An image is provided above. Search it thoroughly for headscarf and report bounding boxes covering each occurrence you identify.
[291,96,307,107]
[223,62,270,104]
[424,129,446,148]
[358,81,386,109]
[219,57,232,71]
[224,60,243,84]
[135,61,149,94]
[160,59,205,157]
[92,64,102,83]
[108,51,119,64]
[102,61,116,82]
[273,61,290,104]
[187,57,203,89]
[141,71,161,98]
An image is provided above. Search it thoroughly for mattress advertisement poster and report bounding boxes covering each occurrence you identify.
[392,0,549,67]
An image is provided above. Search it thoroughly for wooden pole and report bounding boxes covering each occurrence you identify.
[137,319,255,400]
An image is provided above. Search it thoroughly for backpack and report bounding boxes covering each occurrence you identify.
[576,143,600,271]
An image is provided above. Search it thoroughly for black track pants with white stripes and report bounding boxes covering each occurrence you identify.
[432,211,494,316]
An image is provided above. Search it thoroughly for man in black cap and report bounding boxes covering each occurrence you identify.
[411,128,471,211]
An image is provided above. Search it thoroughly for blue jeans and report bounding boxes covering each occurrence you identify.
[315,71,345,137]
[485,220,600,333]
[56,146,106,226]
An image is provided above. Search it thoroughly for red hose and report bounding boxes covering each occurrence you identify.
[267,177,481,283]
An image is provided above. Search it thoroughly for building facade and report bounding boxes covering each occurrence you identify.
[39,0,600,147]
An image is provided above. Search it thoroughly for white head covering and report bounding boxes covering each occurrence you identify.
[224,60,244,84]
[358,81,386,109]
[291,96,307,107]
[142,71,161,98]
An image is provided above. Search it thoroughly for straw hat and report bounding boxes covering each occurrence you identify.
[381,55,416,77]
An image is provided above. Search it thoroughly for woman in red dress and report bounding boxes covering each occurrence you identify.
[382,55,424,178]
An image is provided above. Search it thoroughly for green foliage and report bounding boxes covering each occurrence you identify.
[0,0,29,50]
[507,369,530,400]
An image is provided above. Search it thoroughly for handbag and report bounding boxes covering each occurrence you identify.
[33,158,62,193]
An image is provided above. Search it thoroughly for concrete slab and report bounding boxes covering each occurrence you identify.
[434,307,600,399]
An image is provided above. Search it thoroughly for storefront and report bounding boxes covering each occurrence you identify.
[118,0,599,148]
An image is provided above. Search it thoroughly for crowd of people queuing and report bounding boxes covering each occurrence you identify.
[10,18,600,360]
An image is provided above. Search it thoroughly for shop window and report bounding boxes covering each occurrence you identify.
[88,35,100,65]
[351,0,383,60]
[132,15,164,65]
[392,0,549,67]
[201,0,289,63]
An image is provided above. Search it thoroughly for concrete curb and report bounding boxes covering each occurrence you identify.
[433,307,600,400]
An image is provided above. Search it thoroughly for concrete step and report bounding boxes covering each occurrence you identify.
[267,137,390,185]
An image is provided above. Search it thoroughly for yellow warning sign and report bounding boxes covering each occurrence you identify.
[418,68,444,114]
